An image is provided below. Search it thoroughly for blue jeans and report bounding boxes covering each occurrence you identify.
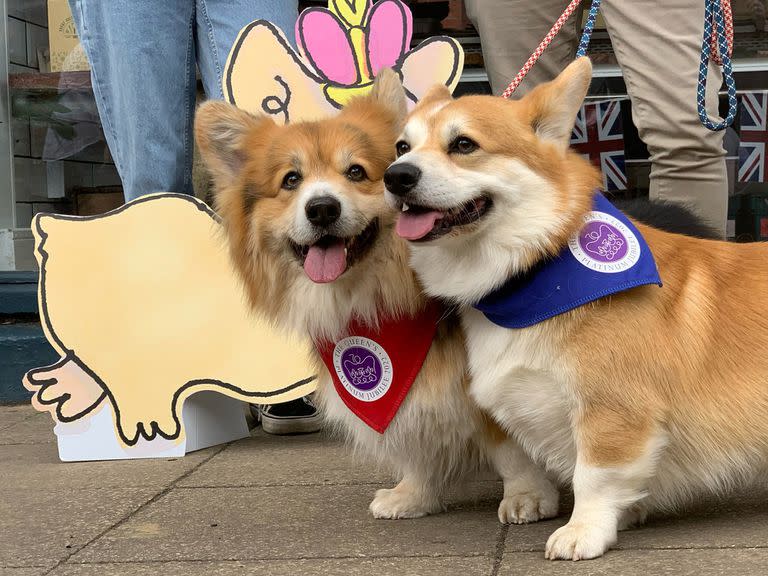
[69,1,298,201]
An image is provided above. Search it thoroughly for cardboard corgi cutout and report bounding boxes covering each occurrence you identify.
[24,194,316,460]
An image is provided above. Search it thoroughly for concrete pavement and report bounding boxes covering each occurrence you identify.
[2,404,767,575]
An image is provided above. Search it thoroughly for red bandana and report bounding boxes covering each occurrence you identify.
[314,302,442,433]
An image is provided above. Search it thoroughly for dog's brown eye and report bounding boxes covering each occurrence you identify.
[346,164,367,182]
[282,171,302,190]
[396,141,410,157]
[450,136,478,155]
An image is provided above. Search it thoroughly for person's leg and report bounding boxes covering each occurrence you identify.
[601,0,728,235]
[195,0,298,100]
[464,0,580,96]
[194,1,306,434]
[68,0,197,201]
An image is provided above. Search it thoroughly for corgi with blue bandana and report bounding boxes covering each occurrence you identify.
[384,57,768,560]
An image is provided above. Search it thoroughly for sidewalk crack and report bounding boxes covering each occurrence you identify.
[490,523,509,576]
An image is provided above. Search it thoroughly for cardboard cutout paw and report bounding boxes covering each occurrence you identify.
[24,355,106,422]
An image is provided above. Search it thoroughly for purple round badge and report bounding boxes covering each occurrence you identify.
[340,346,383,391]
[577,221,628,263]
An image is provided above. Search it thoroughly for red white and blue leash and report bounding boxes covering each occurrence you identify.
[501,0,736,132]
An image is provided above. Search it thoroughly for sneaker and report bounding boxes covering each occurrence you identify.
[257,396,322,435]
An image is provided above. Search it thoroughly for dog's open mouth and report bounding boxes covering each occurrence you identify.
[395,196,492,242]
[291,219,379,284]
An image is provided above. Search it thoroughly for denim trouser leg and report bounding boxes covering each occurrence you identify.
[195,0,298,100]
[69,1,298,202]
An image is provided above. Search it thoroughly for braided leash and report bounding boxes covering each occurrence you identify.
[500,0,591,99]
[698,0,737,130]
[502,0,735,132]
[711,0,733,65]
[500,0,601,99]
[576,0,601,57]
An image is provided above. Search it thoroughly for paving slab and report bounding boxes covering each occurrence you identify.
[180,430,392,488]
[72,484,504,563]
[504,488,768,553]
[0,442,219,490]
[0,406,37,432]
[0,487,158,569]
[0,569,47,576]
[51,557,494,576]
[498,548,768,575]
[0,412,56,445]
[0,567,50,576]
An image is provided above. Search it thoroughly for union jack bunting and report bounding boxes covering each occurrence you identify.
[738,91,768,183]
[570,99,627,191]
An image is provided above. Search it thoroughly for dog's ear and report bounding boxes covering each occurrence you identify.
[521,57,592,149]
[369,68,408,125]
[417,83,453,110]
[194,101,275,189]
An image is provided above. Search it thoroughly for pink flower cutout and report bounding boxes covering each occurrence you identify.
[295,0,462,107]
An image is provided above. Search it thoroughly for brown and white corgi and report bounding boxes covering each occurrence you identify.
[384,57,768,559]
[194,70,558,523]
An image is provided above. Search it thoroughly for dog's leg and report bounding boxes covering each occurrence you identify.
[545,415,666,561]
[491,437,560,524]
[369,472,445,519]
[617,501,649,531]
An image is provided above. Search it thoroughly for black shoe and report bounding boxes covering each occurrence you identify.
[256,396,322,435]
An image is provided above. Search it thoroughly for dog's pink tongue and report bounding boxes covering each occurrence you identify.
[396,211,443,240]
[304,240,347,283]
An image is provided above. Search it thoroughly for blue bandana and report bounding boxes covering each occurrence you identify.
[474,194,662,329]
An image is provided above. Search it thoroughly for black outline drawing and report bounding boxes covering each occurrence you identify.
[224,13,463,118]
[225,20,323,109]
[332,0,366,25]
[297,7,362,87]
[261,75,293,123]
[396,36,463,104]
[26,193,317,447]
[363,0,409,81]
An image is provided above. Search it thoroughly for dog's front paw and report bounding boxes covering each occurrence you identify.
[369,487,444,519]
[498,484,559,524]
[544,522,616,561]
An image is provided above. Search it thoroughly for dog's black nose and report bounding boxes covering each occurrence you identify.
[384,163,421,196]
[305,196,342,227]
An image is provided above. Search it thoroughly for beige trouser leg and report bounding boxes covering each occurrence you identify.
[464,0,581,96]
[601,0,728,235]
[465,0,729,235]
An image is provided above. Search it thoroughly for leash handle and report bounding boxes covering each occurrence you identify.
[698,0,737,131]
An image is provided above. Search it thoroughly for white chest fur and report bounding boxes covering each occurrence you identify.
[462,308,577,482]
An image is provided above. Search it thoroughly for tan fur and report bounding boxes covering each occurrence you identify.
[195,70,558,521]
[395,57,768,559]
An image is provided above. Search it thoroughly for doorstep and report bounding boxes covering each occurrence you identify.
[0,271,38,315]
[0,272,56,404]
[0,322,57,404]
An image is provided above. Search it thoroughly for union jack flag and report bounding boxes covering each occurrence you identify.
[738,91,768,183]
[570,100,627,191]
